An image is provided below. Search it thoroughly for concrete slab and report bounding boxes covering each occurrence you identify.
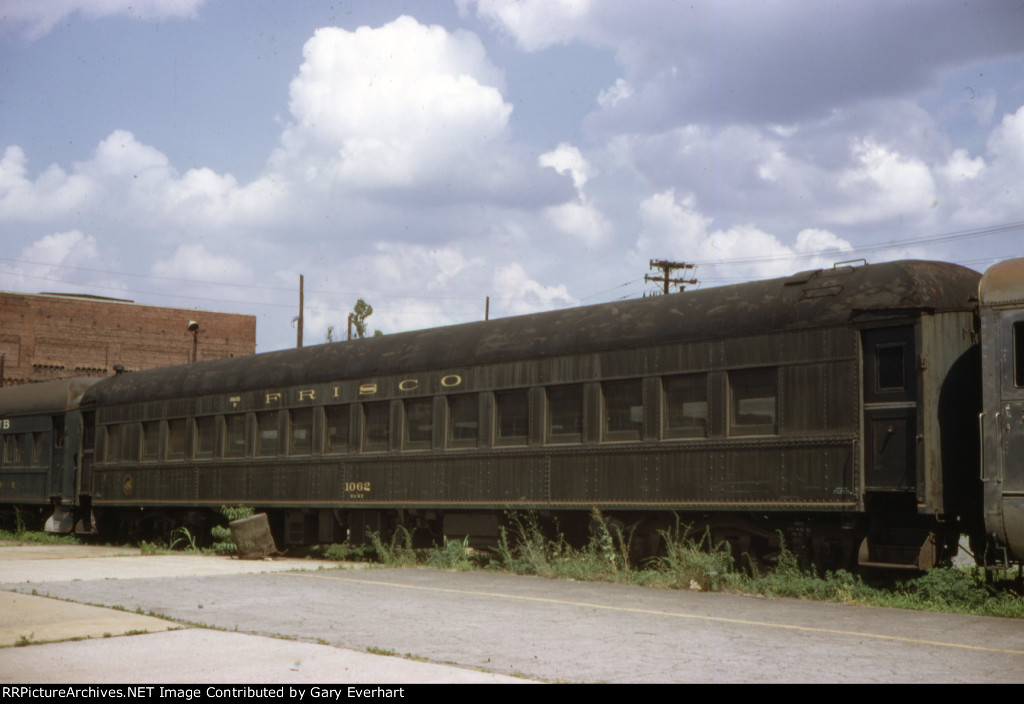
[0,548,351,585]
[0,626,527,684]
[0,591,179,647]
[0,544,531,683]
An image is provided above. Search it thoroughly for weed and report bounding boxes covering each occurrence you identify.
[209,506,255,555]
[650,521,736,592]
[368,526,418,567]
[138,540,166,556]
[366,646,398,657]
[0,527,81,545]
[495,512,573,577]
[323,543,376,562]
[169,526,199,552]
[425,536,473,570]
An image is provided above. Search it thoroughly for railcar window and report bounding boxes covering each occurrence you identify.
[196,416,218,458]
[1015,322,1024,388]
[495,390,529,445]
[142,421,161,460]
[3,434,22,464]
[404,398,433,449]
[224,414,247,457]
[875,344,905,391]
[123,424,141,462]
[167,418,188,459]
[363,402,390,451]
[288,408,313,455]
[548,385,583,443]
[105,425,121,462]
[730,368,777,435]
[256,411,280,456]
[30,432,44,466]
[448,394,479,448]
[83,417,95,453]
[324,405,350,453]
[664,375,708,438]
[603,380,643,441]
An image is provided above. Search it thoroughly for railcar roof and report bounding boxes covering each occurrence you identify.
[82,259,980,406]
[0,377,99,415]
[979,256,1024,308]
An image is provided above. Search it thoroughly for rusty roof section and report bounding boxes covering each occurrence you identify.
[81,259,981,407]
[0,377,99,416]
[979,257,1024,308]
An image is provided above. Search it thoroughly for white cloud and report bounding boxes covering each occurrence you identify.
[636,189,712,257]
[494,262,577,315]
[465,1,1024,131]
[539,143,594,194]
[459,0,594,52]
[275,17,514,192]
[938,149,985,184]
[636,189,852,283]
[987,105,1024,166]
[538,143,611,245]
[597,78,633,109]
[542,201,612,247]
[0,130,287,231]
[0,230,99,290]
[0,146,96,221]
[151,243,252,283]
[833,139,937,224]
[3,0,206,39]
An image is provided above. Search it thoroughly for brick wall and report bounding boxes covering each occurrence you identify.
[0,292,256,385]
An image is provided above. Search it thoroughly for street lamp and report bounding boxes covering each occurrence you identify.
[188,320,200,364]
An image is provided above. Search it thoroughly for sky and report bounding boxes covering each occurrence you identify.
[2,0,1024,353]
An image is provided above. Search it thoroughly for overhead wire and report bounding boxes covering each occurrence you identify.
[3,219,1023,317]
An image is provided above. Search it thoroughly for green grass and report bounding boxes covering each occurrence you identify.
[315,512,1024,618]
[10,505,1022,618]
[0,527,82,545]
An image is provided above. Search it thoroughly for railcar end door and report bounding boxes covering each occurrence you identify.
[862,326,918,493]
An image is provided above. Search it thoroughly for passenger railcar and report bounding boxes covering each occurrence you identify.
[0,377,97,532]
[3,257,1022,570]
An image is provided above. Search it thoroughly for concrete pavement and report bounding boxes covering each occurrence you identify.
[0,542,530,684]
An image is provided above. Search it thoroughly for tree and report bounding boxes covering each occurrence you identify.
[348,299,382,340]
[325,299,383,342]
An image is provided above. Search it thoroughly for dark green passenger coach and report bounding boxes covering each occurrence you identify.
[0,259,1004,569]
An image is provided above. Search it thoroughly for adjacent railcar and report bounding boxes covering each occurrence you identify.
[50,259,977,568]
[0,377,97,531]
[978,258,1024,566]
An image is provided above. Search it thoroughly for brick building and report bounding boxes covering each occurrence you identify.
[0,291,256,386]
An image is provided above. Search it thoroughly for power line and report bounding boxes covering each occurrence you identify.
[691,220,1024,267]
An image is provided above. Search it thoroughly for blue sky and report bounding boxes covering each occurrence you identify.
[3,0,1024,352]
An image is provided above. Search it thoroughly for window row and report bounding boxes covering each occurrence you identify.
[1,432,46,468]
[97,369,779,463]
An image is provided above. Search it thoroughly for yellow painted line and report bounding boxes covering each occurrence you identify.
[284,571,1024,657]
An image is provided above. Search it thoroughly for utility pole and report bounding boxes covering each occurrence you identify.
[645,259,697,295]
[297,274,304,348]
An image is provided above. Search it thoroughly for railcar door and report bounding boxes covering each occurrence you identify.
[862,326,918,493]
